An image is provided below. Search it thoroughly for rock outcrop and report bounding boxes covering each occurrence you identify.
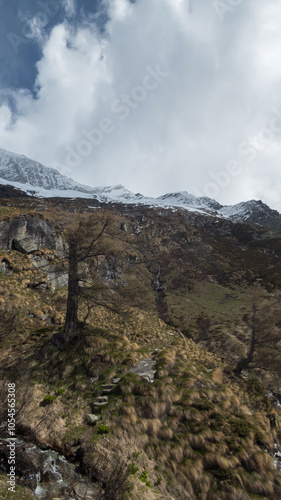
[0,216,64,254]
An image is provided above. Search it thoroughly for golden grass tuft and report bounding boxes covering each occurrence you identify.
[188,434,207,450]
[211,367,223,384]
[238,471,275,496]
[157,426,174,441]
[157,349,177,368]
[245,451,273,473]
[138,400,168,419]
[179,458,203,481]
[203,453,239,471]
[139,418,162,436]
[169,444,184,463]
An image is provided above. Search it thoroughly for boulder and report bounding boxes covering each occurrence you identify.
[74,483,97,499]
[85,414,100,425]
[0,216,64,254]
[0,261,12,275]
[13,237,38,254]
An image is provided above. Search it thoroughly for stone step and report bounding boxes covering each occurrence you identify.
[101,384,114,389]
[102,388,113,394]
[112,378,121,384]
[97,396,108,402]
[93,401,108,407]
[86,414,100,425]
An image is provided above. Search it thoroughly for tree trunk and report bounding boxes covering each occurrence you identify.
[63,240,79,340]
[234,304,257,375]
[234,352,254,375]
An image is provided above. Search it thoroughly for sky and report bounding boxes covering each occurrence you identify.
[0,0,281,211]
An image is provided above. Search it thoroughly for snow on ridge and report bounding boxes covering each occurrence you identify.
[0,176,218,215]
[0,178,94,199]
[218,199,279,220]
[0,147,279,221]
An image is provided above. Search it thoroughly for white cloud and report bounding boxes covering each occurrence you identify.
[0,0,281,210]
[62,0,76,18]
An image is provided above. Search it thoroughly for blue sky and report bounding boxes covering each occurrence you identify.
[0,0,281,211]
[0,0,106,89]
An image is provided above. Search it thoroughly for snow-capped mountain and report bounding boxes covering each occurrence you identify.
[0,148,148,201]
[157,192,223,211]
[0,147,280,228]
[0,148,93,193]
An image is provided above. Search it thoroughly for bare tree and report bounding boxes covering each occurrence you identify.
[85,451,132,500]
[0,308,18,342]
[234,284,281,376]
[53,213,121,347]
[52,211,159,348]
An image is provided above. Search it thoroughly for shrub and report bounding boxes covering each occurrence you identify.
[43,394,56,404]
[139,470,148,482]
[128,464,138,475]
[97,424,110,435]
[231,418,252,438]
[139,469,151,487]
[191,400,214,412]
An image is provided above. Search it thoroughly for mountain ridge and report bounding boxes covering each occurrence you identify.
[0,147,280,229]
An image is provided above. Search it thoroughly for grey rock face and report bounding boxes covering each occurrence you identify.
[0,216,63,253]
[47,270,68,289]
[13,236,38,254]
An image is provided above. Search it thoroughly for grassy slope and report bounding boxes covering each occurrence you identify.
[0,198,281,499]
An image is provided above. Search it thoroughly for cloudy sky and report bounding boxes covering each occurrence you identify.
[0,0,281,210]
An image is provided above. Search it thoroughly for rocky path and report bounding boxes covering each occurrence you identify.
[0,355,161,499]
[88,356,157,420]
[129,357,156,382]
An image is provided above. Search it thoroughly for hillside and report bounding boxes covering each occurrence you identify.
[0,192,281,499]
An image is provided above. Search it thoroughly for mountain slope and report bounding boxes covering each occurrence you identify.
[0,147,280,229]
[0,197,281,499]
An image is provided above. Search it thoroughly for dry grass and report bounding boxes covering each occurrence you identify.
[203,453,239,470]
[245,451,273,473]
[0,204,281,499]
[238,471,275,496]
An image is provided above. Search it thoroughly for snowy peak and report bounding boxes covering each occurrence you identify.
[219,200,281,227]
[0,148,93,193]
[157,191,222,211]
[0,149,142,200]
[0,147,280,229]
[89,184,145,202]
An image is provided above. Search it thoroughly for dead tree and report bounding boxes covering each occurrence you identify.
[53,213,120,348]
[234,285,281,376]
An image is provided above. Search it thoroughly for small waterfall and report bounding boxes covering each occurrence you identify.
[34,472,49,499]
[43,453,63,483]
[6,439,78,498]
[155,266,168,322]
[1,438,96,499]
[156,267,162,291]
[274,444,281,470]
